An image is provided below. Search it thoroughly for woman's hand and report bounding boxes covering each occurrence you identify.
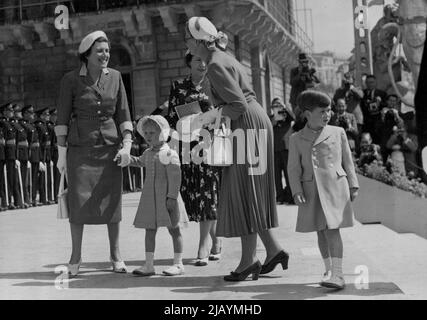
[293,193,306,206]
[199,108,219,127]
[114,139,132,167]
[57,145,67,174]
[350,188,359,202]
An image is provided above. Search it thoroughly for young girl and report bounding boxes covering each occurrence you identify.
[287,90,359,290]
[129,115,188,277]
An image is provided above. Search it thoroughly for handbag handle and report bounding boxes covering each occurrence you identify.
[213,108,231,133]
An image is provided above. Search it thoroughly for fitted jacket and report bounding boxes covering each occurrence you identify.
[288,125,359,229]
[55,65,132,146]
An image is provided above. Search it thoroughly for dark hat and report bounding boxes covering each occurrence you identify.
[299,52,309,61]
[22,104,35,114]
[35,107,49,116]
[12,103,22,112]
[49,108,57,114]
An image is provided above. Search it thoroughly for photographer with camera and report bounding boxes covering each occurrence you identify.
[290,53,320,112]
[361,75,387,144]
[357,132,382,167]
[270,98,295,205]
[333,72,364,133]
[386,123,419,177]
[329,98,359,152]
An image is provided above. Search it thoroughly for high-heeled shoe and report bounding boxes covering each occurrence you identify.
[67,259,82,277]
[260,250,289,275]
[110,257,128,273]
[223,261,262,282]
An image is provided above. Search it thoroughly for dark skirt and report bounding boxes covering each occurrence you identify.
[216,99,278,237]
[67,145,122,225]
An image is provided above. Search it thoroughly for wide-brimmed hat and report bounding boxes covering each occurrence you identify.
[299,52,309,62]
[78,30,108,54]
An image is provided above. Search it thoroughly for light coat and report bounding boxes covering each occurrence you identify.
[288,125,359,232]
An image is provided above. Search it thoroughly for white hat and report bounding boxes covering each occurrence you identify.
[78,30,108,54]
[188,17,218,42]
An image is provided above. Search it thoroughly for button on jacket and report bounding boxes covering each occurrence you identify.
[288,125,359,231]
[1,118,17,160]
[55,65,132,145]
[11,119,29,162]
[20,120,40,163]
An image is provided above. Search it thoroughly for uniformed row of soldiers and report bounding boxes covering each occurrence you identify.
[0,103,59,211]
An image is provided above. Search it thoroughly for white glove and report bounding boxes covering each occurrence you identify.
[197,109,219,128]
[39,162,46,172]
[57,146,67,174]
[114,139,132,167]
[15,160,21,168]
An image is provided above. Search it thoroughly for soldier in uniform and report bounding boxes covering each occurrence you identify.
[12,104,30,208]
[0,118,7,211]
[49,108,59,202]
[21,105,42,207]
[0,103,24,210]
[34,107,51,205]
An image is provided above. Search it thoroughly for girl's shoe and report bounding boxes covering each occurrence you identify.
[260,250,289,274]
[320,275,346,290]
[67,259,82,277]
[224,261,262,282]
[321,270,332,283]
[195,257,209,266]
[163,264,185,276]
[132,266,155,277]
[209,242,222,261]
[110,257,128,273]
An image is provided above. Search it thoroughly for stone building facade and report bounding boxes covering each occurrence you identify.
[0,0,310,118]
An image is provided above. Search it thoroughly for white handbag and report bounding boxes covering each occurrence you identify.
[206,109,233,167]
[57,171,69,219]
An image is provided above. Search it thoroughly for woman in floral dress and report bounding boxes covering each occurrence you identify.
[166,52,222,266]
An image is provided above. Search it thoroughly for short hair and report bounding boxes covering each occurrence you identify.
[387,94,398,100]
[297,90,331,112]
[365,74,376,80]
[79,37,110,64]
[361,132,372,140]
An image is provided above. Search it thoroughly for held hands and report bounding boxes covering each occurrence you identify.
[293,193,307,206]
[114,139,132,167]
[57,145,67,174]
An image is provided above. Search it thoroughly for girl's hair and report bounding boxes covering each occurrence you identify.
[185,22,227,52]
[184,52,193,68]
[297,90,331,112]
[79,37,110,64]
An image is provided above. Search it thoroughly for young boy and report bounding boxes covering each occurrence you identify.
[288,90,359,290]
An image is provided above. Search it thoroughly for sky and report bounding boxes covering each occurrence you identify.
[295,0,385,57]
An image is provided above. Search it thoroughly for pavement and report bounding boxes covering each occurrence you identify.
[1,191,427,300]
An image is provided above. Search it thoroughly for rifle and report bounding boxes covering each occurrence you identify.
[3,165,9,207]
[50,160,54,201]
[28,162,32,203]
[15,160,25,206]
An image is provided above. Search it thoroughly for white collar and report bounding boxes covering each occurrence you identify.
[79,64,109,77]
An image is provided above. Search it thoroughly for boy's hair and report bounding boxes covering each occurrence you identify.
[360,132,372,141]
[297,90,331,112]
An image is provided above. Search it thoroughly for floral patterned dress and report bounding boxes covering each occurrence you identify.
[166,76,221,222]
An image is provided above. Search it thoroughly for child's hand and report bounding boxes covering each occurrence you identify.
[350,188,359,202]
[293,193,306,206]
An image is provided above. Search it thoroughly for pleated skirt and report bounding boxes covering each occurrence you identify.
[216,99,278,237]
[67,145,122,225]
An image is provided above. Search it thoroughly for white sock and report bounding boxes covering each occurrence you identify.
[174,252,183,265]
[323,258,332,273]
[145,252,154,269]
[331,257,343,277]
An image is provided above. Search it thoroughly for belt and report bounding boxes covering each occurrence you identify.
[31,142,40,148]
[75,114,113,121]
[6,139,16,145]
[45,141,51,146]
[18,141,29,147]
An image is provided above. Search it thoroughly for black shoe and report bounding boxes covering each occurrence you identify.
[260,250,289,275]
[8,204,16,210]
[224,261,262,282]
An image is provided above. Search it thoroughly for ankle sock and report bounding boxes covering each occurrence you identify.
[174,252,183,265]
[331,257,343,277]
[145,252,154,269]
[323,258,332,273]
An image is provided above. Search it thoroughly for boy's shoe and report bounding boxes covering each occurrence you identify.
[320,274,345,290]
[163,264,185,276]
[132,266,155,277]
[321,270,332,283]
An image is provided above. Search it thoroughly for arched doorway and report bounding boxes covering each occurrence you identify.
[109,45,135,119]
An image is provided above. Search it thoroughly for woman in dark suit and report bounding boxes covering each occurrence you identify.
[55,31,133,276]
